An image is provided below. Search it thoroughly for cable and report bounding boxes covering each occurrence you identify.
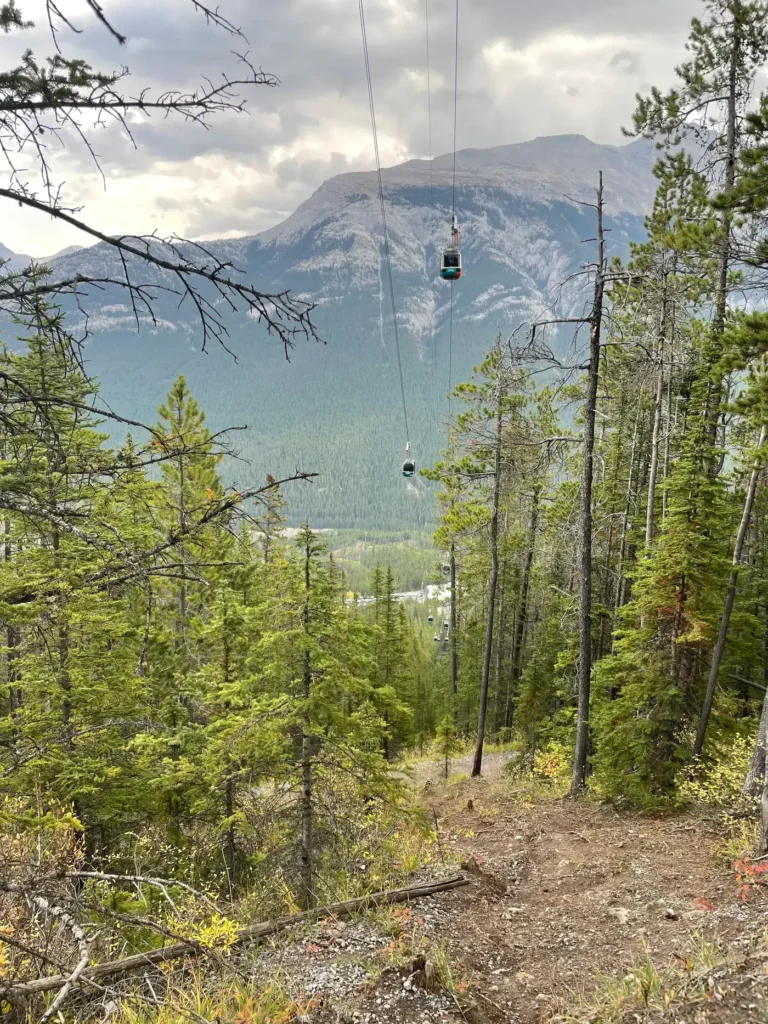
[448,279,453,418]
[425,0,434,212]
[358,0,410,444]
[424,0,438,366]
[447,0,459,414]
[451,0,459,219]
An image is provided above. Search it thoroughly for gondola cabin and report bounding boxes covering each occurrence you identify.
[440,246,462,280]
[427,614,434,624]
[402,442,415,477]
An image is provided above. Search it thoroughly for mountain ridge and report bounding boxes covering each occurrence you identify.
[2,135,656,528]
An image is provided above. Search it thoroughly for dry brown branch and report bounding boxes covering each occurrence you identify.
[2,876,469,1000]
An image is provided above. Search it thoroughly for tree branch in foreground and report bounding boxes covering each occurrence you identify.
[1,876,469,1000]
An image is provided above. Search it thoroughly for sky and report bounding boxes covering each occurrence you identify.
[3,0,703,257]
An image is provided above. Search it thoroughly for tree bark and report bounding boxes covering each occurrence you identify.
[505,486,540,728]
[571,172,605,797]
[4,517,21,718]
[492,576,506,734]
[300,531,314,910]
[694,422,768,756]
[645,347,665,550]
[744,680,768,800]
[662,362,674,523]
[450,541,458,712]
[614,405,641,619]
[472,375,504,777]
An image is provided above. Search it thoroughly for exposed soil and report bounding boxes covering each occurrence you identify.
[252,768,768,1024]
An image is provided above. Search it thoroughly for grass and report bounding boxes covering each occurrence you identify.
[110,972,317,1024]
[552,933,730,1023]
[711,816,761,865]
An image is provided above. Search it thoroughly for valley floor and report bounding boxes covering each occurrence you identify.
[253,768,768,1024]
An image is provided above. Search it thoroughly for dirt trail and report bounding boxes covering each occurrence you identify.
[402,750,515,788]
[267,771,764,1024]
[413,775,764,1024]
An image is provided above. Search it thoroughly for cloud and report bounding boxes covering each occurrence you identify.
[1,0,702,255]
[609,48,643,73]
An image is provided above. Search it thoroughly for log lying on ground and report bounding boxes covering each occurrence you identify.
[3,875,469,999]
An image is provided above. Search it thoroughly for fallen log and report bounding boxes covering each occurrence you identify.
[3,874,469,999]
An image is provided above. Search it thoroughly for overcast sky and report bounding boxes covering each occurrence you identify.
[3,0,703,257]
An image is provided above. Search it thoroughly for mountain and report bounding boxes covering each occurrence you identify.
[0,242,31,272]
[49,245,85,260]
[23,135,658,528]
[0,242,86,271]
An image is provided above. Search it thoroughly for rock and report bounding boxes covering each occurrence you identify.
[608,906,630,926]
[664,907,679,920]
[460,855,484,875]
[683,909,707,921]
[466,798,474,811]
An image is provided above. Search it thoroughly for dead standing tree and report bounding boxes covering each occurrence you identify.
[471,362,505,778]
[529,173,608,796]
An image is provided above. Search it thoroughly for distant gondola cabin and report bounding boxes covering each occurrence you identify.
[440,247,462,280]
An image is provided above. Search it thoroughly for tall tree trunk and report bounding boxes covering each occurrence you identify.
[450,542,458,715]
[4,518,20,718]
[571,173,605,797]
[707,16,739,449]
[472,376,504,777]
[662,364,674,524]
[222,614,237,886]
[177,453,187,646]
[744,677,768,800]
[505,486,540,728]
[694,422,768,756]
[492,576,506,734]
[300,532,314,910]
[645,347,665,550]
[615,410,640,616]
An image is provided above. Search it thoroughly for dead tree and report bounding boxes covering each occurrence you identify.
[472,370,504,778]
[529,175,607,794]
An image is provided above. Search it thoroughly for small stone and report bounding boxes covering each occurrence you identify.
[664,907,679,920]
[608,906,630,926]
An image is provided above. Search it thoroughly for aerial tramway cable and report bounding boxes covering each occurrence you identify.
[451,0,459,222]
[447,0,459,416]
[425,0,435,213]
[425,0,438,366]
[357,0,411,452]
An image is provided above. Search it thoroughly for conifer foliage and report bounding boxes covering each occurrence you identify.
[425,0,768,816]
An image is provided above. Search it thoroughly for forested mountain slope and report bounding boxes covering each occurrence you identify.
[39,135,653,527]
